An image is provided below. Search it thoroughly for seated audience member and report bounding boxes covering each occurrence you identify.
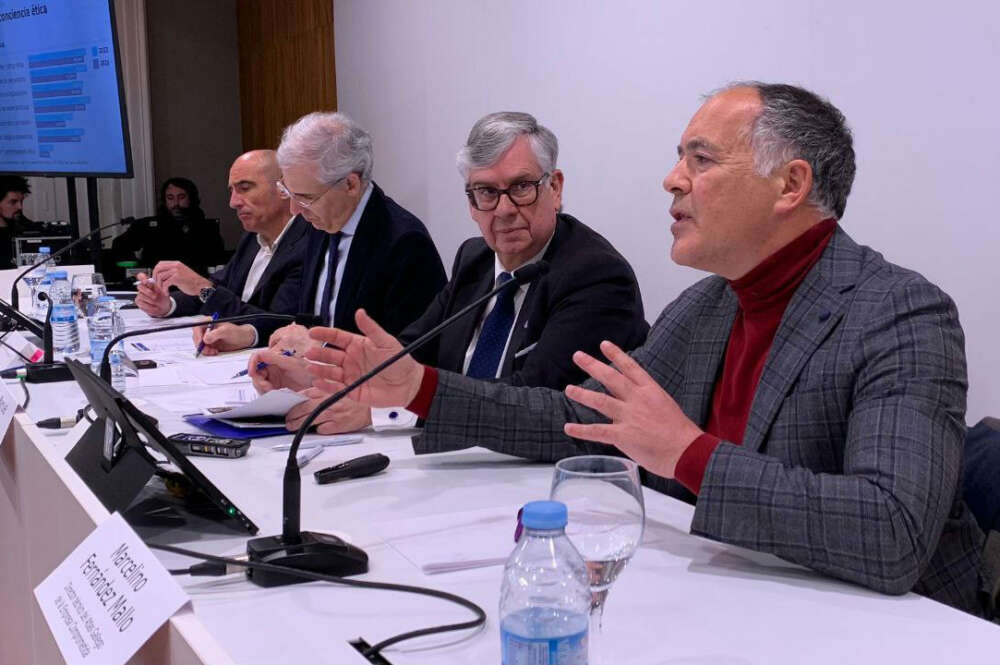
[193,111,446,354]
[0,175,34,268]
[135,150,308,318]
[249,111,649,434]
[113,176,225,276]
[291,83,985,615]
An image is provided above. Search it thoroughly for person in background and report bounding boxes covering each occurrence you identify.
[0,175,34,268]
[134,150,308,319]
[112,176,225,276]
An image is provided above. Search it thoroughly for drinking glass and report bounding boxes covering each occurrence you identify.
[16,252,43,314]
[71,273,107,318]
[550,455,644,662]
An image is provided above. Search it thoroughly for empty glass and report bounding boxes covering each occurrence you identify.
[16,252,44,315]
[550,455,645,663]
[71,273,107,318]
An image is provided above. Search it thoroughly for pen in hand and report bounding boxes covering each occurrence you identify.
[194,311,220,359]
[231,349,295,379]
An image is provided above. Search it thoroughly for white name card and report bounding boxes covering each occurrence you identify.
[34,512,189,665]
[0,378,18,446]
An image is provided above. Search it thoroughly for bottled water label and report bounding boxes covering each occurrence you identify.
[501,608,588,665]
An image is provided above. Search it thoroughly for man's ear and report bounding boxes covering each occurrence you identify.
[344,172,363,196]
[774,159,813,215]
[548,169,564,210]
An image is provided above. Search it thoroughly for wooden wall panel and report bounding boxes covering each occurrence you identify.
[236,0,337,151]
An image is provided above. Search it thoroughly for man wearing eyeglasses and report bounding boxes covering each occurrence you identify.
[195,111,446,355]
[135,150,308,319]
[250,111,648,435]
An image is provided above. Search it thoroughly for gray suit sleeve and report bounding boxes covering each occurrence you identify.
[691,278,968,596]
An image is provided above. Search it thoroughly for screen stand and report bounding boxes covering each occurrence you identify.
[65,417,156,514]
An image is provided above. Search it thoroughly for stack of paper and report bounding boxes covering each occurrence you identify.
[380,507,517,574]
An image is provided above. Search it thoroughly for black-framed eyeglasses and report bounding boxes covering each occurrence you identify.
[464,173,550,211]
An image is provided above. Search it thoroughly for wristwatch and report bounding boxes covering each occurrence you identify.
[198,286,216,303]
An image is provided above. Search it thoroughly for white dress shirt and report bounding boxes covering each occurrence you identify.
[312,182,373,323]
[241,216,296,301]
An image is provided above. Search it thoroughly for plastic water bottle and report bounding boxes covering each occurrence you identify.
[88,296,116,371]
[49,270,80,355]
[109,346,127,393]
[500,500,590,665]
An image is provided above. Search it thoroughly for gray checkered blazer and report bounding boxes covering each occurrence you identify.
[416,226,984,614]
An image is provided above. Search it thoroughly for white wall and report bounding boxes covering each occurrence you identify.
[334,0,1000,422]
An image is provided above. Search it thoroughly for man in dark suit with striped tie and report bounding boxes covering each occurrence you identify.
[195,112,446,354]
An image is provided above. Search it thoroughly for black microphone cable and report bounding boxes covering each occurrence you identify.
[146,541,487,658]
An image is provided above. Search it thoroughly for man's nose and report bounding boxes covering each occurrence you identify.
[663,160,689,195]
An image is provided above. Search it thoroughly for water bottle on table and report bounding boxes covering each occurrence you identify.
[500,500,590,665]
[88,295,116,372]
[49,270,80,355]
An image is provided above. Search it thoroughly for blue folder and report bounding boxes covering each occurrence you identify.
[183,414,289,439]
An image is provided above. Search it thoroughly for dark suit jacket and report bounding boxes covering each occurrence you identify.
[400,213,648,389]
[251,183,446,343]
[417,226,983,614]
[171,215,310,318]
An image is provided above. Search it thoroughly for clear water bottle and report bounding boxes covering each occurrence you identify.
[88,296,116,371]
[109,346,127,393]
[49,270,80,355]
[500,500,590,665]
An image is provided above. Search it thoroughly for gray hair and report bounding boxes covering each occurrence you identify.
[456,112,558,179]
[277,111,373,186]
[715,82,856,219]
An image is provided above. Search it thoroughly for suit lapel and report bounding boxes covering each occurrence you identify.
[333,188,379,329]
[677,285,738,427]
[299,225,328,313]
[250,216,305,300]
[742,228,857,452]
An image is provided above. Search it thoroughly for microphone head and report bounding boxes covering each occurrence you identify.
[513,261,550,285]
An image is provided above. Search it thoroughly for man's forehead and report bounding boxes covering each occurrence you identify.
[468,137,542,184]
[678,90,761,152]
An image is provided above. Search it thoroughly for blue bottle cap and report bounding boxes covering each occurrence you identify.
[96,295,115,302]
[49,270,68,279]
[39,247,50,253]
[521,500,568,530]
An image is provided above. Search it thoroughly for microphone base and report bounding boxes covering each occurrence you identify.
[246,531,369,587]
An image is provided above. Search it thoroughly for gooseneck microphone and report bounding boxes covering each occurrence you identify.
[10,219,127,310]
[98,312,302,382]
[245,260,551,587]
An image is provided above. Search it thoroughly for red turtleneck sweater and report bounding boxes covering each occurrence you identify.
[673,218,837,494]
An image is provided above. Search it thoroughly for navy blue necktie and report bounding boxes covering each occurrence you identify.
[319,232,343,326]
[466,272,516,379]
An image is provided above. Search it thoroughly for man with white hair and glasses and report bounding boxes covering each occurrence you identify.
[196,111,446,354]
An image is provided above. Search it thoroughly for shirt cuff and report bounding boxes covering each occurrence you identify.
[405,366,438,420]
[674,433,722,495]
[249,326,260,347]
[371,407,418,430]
[163,297,177,317]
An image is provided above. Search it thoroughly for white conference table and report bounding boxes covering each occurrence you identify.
[1,310,998,664]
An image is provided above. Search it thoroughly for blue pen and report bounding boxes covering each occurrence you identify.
[230,348,295,379]
[194,312,220,358]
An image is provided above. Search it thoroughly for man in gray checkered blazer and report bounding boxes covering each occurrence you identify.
[291,83,985,614]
